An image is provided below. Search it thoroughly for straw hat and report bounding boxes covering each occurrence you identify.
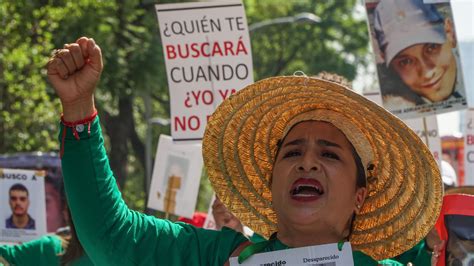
[446,186,474,195]
[202,76,442,260]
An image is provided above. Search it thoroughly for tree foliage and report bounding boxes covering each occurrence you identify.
[1,0,368,212]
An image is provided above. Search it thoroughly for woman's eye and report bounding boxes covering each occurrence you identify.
[283,150,301,158]
[322,151,339,160]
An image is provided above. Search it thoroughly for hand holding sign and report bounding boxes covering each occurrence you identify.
[47,37,102,121]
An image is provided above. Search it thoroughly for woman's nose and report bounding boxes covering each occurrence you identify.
[297,153,320,172]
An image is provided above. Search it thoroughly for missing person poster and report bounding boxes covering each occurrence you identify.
[230,242,354,266]
[156,1,254,141]
[404,115,442,166]
[0,153,66,233]
[435,192,474,266]
[362,91,383,106]
[203,194,217,230]
[147,135,203,218]
[365,0,467,119]
[362,91,441,166]
[464,109,474,186]
[0,168,47,243]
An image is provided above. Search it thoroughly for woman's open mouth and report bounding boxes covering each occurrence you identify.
[290,178,324,202]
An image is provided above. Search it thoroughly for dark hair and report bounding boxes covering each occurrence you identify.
[353,147,366,189]
[9,183,29,196]
[45,175,66,216]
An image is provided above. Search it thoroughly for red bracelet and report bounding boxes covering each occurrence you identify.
[60,109,98,158]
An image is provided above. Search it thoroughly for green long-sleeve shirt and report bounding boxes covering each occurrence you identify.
[59,117,415,265]
[0,235,92,266]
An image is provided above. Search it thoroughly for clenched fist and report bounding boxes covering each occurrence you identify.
[47,37,102,121]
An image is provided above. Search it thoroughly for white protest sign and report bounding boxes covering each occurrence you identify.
[423,0,450,3]
[362,91,383,106]
[147,135,203,218]
[156,1,254,141]
[365,0,467,119]
[404,116,442,166]
[203,193,217,230]
[0,169,47,243]
[362,92,441,166]
[230,242,354,266]
[463,109,474,185]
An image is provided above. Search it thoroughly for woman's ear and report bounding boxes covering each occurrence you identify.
[354,187,367,214]
[444,18,457,48]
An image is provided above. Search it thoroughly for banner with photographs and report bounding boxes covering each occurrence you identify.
[0,169,47,243]
[435,192,474,266]
[404,115,442,166]
[155,1,254,141]
[365,0,467,119]
[147,135,203,218]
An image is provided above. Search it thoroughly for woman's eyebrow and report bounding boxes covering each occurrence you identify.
[283,138,342,148]
[283,138,305,147]
[317,139,342,148]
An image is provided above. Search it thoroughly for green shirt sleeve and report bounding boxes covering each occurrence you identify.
[0,235,63,266]
[391,240,432,266]
[60,117,247,266]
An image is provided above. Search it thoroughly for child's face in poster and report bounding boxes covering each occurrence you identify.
[389,20,457,102]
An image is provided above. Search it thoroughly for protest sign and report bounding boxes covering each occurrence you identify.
[156,1,254,141]
[230,242,354,266]
[203,193,217,230]
[435,192,474,266]
[362,91,383,106]
[423,0,450,3]
[147,135,203,218]
[404,115,442,166]
[363,92,442,165]
[464,109,474,185]
[0,153,66,233]
[0,168,47,243]
[365,0,467,119]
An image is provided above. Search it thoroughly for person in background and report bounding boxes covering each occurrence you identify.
[212,197,266,243]
[177,212,207,228]
[441,160,457,189]
[45,175,67,232]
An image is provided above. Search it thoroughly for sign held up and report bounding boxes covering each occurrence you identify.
[155,1,254,141]
[0,168,47,243]
[147,135,203,218]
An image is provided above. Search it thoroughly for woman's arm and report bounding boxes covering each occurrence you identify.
[0,235,63,266]
[49,37,247,265]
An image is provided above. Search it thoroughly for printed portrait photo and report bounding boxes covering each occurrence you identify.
[365,0,467,119]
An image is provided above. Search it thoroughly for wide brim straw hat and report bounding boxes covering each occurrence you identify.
[446,186,474,195]
[202,76,442,260]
